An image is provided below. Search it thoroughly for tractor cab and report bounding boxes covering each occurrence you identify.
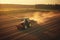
[16,18,31,30]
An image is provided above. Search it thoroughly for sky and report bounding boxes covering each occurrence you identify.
[0,0,60,5]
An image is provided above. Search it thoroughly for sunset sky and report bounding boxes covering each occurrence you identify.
[0,0,60,5]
